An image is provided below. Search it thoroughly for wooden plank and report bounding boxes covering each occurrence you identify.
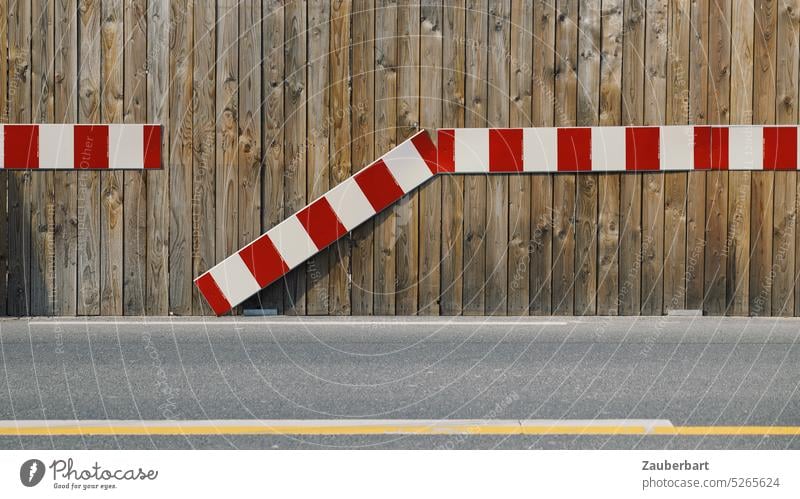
[191,0,215,314]
[53,0,78,316]
[216,0,239,312]
[597,0,623,315]
[641,0,667,315]
[728,0,754,316]
[168,0,193,314]
[145,0,169,315]
[686,0,709,310]
[485,0,509,315]
[284,0,307,314]
[749,0,774,316]
[418,0,443,315]
[0,0,8,316]
[530,0,555,315]
[507,0,532,315]
[8,0,32,316]
[305,0,330,315]
[440,0,465,315]
[704,0,730,315]
[575,0,600,315]
[775,0,798,316]
[395,0,420,314]
[619,0,645,315]
[373,0,397,315]
[259,0,285,313]
[663,0,690,312]
[30,0,55,316]
[123,0,147,315]
[100,0,124,316]
[328,0,352,315]
[350,0,373,315]
[552,0,578,315]
[462,0,488,315]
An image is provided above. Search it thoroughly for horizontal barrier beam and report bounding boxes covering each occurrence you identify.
[0,124,161,169]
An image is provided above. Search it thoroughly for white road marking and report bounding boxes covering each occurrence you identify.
[21,320,570,327]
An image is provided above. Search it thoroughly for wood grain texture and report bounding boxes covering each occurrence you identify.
[0,0,8,316]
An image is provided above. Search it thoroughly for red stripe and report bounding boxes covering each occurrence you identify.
[354,159,405,211]
[625,127,660,171]
[4,125,39,169]
[195,273,233,316]
[557,128,592,171]
[74,125,109,169]
[410,130,440,174]
[296,197,349,250]
[143,125,161,169]
[238,234,289,287]
[436,129,456,172]
[489,128,523,172]
[693,127,728,170]
[763,126,797,170]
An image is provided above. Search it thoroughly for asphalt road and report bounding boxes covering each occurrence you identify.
[0,316,798,449]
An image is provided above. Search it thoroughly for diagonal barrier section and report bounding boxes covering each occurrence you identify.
[195,130,438,315]
[197,125,799,315]
[1,124,161,169]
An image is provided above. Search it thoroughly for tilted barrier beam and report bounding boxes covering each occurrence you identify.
[196,125,798,315]
[0,124,161,169]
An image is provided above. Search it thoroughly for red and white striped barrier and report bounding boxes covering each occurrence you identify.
[196,125,798,315]
[0,124,161,169]
[195,130,437,315]
[438,126,800,172]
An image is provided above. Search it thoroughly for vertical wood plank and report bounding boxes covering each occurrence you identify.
[8,0,32,316]
[168,0,193,315]
[749,0,774,316]
[260,0,285,312]
[350,0,374,315]
[619,0,644,315]
[146,0,169,315]
[328,0,352,315]
[729,0,754,316]
[123,0,147,315]
[395,0,420,314]
[485,0,509,315]
[440,0,465,315]
[305,0,330,315]
[463,0,488,315]
[641,0,667,315]
[0,0,8,316]
[530,0,555,315]
[191,0,215,314]
[54,0,78,316]
[31,0,55,315]
[552,0,578,315]
[686,0,708,310]
[507,0,532,315]
[284,0,307,314]
[100,0,124,315]
[597,0,623,315]
[373,0,397,315]
[418,0,443,315]
[575,0,600,315]
[663,0,690,312]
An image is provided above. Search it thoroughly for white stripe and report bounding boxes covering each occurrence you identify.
[109,124,144,169]
[523,127,557,172]
[381,137,434,192]
[591,127,625,171]
[267,216,317,268]
[208,254,261,307]
[24,319,570,326]
[39,124,75,169]
[0,125,5,168]
[660,125,694,171]
[454,129,490,172]
[729,126,763,170]
[324,177,376,231]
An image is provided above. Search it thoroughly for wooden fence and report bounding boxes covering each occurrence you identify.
[1,0,798,316]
